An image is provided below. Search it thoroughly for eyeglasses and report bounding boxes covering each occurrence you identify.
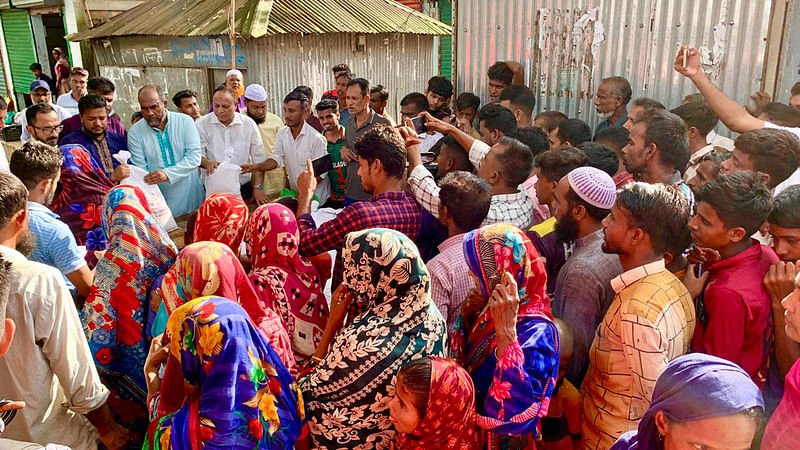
[32,125,64,134]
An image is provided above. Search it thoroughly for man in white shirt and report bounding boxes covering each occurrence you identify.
[15,81,71,143]
[197,86,266,203]
[56,67,88,117]
[243,91,329,202]
[0,172,129,449]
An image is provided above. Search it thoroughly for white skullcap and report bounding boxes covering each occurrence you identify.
[566,166,616,210]
[226,69,243,78]
[244,84,267,101]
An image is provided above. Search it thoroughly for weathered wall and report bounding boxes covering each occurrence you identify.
[91,32,436,122]
[456,0,774,133]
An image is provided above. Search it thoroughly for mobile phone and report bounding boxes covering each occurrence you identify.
[311,153,334,178]
[420,152,436,164]
[411,115,427,135]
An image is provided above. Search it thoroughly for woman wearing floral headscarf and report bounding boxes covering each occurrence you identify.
[450,223,560,449]
[81,185,177,438]
[299,228,447,449]
[245,203,328,367]
[143,296,304,449]
[154,241,296,373]
[193,193,250,252]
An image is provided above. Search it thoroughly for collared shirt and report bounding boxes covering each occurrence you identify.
[27,202,85,289]
[0,245,109,450]
[581,259,695,449]
[427,232,471,332]
[17,103,72,143]
[553,229,622,386]
[683,144,715,182]
[521,174,551,225]
[595,111,628,134]
[692,242,778,387]
[612,171,635,189]
[666,170,695,213]
[60,130,127,178]
[407,139,534,229]
[297,190,422,289]
[326,127,347,201]
[197,111,265,186]
[255,111,287,199]
[270,121,329,202]
[59,113,127,142]
[56,92,80,117]
[344,110,390,201]
[128,111,205,217]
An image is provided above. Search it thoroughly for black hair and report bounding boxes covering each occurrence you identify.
[761,102,800,127]
[172,89,197,108]
[534,111,568,133]
[274,196,299,217]
[439,135,472,172]
[682,93,705,105]
[400,92,429,112]
[370,85,389,102]
[734,129,800,188]
[640,109,691,175]
[631,97,666,111]
[616,182,690,254]
[9,141,63,190]
[487,62,514,85]
[498,85,536,116]
[0,172,28,227]
[696,171,772,236]
[396,357,432,419]
[454,92,480,112]
[495,136,534,186]
[87,76,115,94]
[427,76,453,99]
[315,98,339,113]
[601,76,632,105]
[555,119,592,146]
[670,102,718,136]
[769,185,800,228]
[132,111,144,122]
[78,94,107,116]
[347,78,370,97]
[577,142,619,177]
[477,104,517,136]
[335,71,354,81]
[439,171,492,231]
[353,124,405,179]
[535,147,588,183]
[25,103,56,127]
[698,151,731,177]
[332,63,351,74]
[593,126,629,153]
[514,126,550,158]
[29,63,42,71]
[213,85,237,101]
[283,91,309,109]
[293,85,314,100]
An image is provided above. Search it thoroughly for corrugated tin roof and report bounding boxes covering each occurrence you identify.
[68,0,451,41]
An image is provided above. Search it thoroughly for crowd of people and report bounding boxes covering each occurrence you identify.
[0,45,799,449]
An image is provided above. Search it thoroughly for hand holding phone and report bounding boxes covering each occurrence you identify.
[411,115,428,135]
[311,153,334,178]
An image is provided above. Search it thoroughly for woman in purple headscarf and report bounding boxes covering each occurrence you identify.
[611,353,764,450]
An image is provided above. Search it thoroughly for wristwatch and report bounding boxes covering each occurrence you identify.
[255,184,264,190]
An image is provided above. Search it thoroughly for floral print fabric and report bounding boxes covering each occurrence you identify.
[194,193,250,253]
[450,224,559,444]
[299,228,447,449]
[245,204,328,366]
[50,143,114,253]
[394,356,482,449]
[81,185,178,437]
[145,296,303,449]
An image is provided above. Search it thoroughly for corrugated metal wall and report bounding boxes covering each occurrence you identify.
[247,32,436,118]
[456,0,773,131]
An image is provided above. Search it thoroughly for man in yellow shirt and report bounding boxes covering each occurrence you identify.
[244,84,287,201]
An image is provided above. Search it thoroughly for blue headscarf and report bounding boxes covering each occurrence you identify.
[612,353,764,450]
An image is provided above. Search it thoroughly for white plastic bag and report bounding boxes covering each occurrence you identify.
[114,151,179,232]
[204,161,242,199]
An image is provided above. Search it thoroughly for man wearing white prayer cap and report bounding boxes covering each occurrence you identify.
[243,83,287,200]
[550,166,623,386]
[210,69,247,112]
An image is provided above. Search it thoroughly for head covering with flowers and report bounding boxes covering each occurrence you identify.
[194,193,249,253]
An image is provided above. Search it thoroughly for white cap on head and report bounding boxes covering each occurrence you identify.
[226,69,243,78]
[244,84,267,102]
[566,166,617,210]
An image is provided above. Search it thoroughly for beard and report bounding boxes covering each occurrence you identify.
[146,113,165,127]
[597,110,614,120]
[554,212,579,245]
[247,112,265,124]
[16,231,37,257]
[601,232,621,255]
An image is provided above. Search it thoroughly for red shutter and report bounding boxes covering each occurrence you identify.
[396,0,422,12]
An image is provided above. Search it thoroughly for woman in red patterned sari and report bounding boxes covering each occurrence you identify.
[193,193,250,253]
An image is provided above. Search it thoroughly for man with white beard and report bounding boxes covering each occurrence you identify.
[594,76,632,135]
